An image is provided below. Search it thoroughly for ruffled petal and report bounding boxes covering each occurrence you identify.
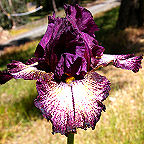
[55,53,87,80]
[35,14,64,58]
[91,54,143,72]
[25,57,39,65]
[82,32,105,57]
[34,72,110,135]
[7,61,54,81]
[64,4,99,36]
[36,16,88,73]
[34,5,104,78]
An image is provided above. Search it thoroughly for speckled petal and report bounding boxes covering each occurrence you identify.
[34,72,110,135]
[92,54,143,72]
[7,61,54,81]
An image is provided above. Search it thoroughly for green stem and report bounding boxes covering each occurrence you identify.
[67,133,74,144]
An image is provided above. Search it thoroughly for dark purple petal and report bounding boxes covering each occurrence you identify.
[114,55,143,72]
[41,22,103,78]
[34,72,110,135]
[92,45,105,57]
[34,5,104,79]
[7,61,54,81]
[35,14,63,58]
[25,57,39,65]
[0,70,13,84]
[42,22,90,76]
[82,32,105,57]
[26,57,51,73]
[64,4,99,36]
[7,60,28,73]
[92,54,143,72]
[55,53,87,80]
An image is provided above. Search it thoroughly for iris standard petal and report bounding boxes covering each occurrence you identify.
[91,54,143,72]
[34,72,110,135]
[34,4,104,79]
[55,53,87,80]
[64,4,99,36]
[36,17,87,74]
[35,14,64,58]
[81,32,105,59]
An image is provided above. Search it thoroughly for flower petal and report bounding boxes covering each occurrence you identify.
[34,5,104,78]
[34,72,110,135]
[36,16,88,73]
[7,61,54,81]
[25,57,39,65]
[92,54,143,72]
[64,4,99,36]
[35,14,64,58]
[81,32,105,58]
[55,53,87,80]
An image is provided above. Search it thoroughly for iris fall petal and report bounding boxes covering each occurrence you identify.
[7,61,53,81]
[92,54,143,72]
[34,72,110,135]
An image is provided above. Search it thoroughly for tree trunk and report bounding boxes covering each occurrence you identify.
[0,0,9,16]
[52,0,57,13]
[138,0,144,26]
[8,0,16,28]
[73,0,80,4]
[116,0,144,29]
[8,0,12,7]
[68,0,80,5]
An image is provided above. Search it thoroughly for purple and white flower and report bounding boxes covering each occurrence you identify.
[0,4,142,136]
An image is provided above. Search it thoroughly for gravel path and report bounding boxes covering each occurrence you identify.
[0,0,120,49]
[87,0,120,14]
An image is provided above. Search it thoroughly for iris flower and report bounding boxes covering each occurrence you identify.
[0,4,143,137]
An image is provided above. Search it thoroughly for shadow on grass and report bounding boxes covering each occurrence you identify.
[0,38,31,50]
[0,87,43,127]
[0,37,43,70]
[0,48,35,70]
[94,7,144,55]
[12,92,43,120]
[0,35,43,50]
[0,81,43,132]
[110,81,129,91]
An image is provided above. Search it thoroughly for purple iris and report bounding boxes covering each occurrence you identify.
[0,4,143,136]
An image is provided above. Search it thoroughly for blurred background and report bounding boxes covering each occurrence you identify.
[0,0,144,143]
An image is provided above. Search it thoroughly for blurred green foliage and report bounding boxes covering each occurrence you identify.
[0,0,29,29]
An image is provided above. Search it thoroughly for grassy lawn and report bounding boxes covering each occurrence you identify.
[0,7,144,144]
[0,40,39,71]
